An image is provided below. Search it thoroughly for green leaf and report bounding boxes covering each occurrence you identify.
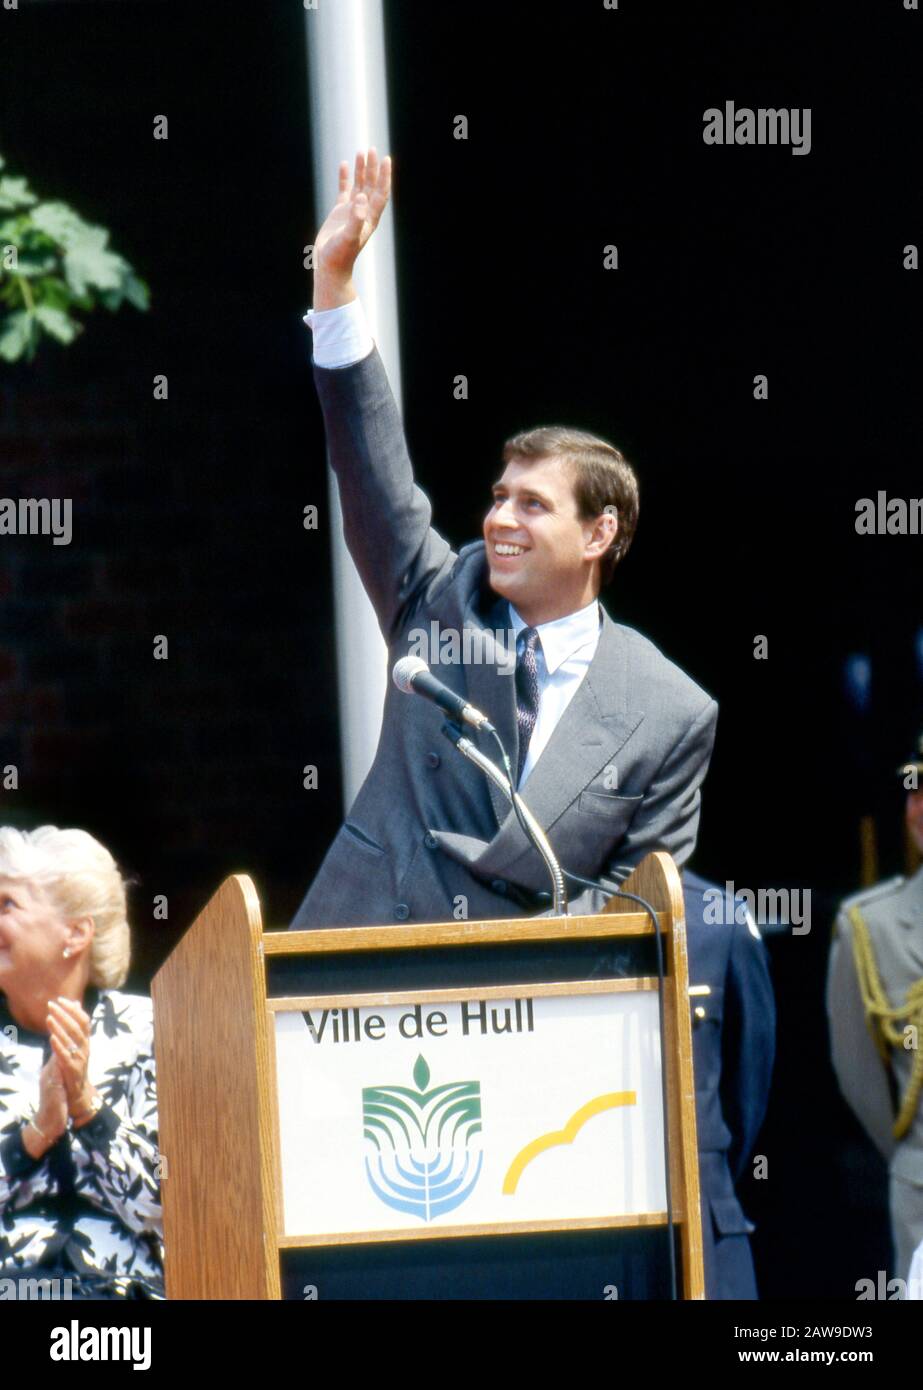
[30,200,90,246]
[32,276,72,310]
[413,1055,430,1092]
[0,176,37,212]
[0,310,35,362]
[123,271,150,311]
[34,305,79,344]
[0,169,149,361]
[63,229,124,296]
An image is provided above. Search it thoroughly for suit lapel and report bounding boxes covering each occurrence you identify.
[516,607,644,831]
[453,603,642,872]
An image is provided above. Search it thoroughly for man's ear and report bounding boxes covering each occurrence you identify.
[585,506,618,559]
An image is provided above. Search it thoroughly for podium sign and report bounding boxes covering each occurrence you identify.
[272,980,666,1244]
[152,852,704,1298]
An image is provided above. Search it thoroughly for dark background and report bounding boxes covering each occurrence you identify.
[0,0,920,1298]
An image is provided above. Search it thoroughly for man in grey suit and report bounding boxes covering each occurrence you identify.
[827,737,923,1284]
[291,149,718,931]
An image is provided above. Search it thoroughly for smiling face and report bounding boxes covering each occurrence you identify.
[483,455,616,626]
[0,876,89,996]
[907,788,923,856]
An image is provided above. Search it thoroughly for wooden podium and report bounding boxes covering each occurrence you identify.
[151,851,703,1299]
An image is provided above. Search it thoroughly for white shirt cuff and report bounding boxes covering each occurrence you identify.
[303,298,374,369]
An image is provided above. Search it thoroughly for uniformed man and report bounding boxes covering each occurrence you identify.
[684,870,776,1299]
[827,734,923,1281]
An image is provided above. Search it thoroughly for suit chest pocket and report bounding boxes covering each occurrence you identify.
[577,789,644,825]
[343,822,387,857]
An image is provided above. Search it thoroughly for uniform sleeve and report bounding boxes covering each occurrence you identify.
[68,1012,162,1243]
[720,914,776,1182]
[826,909,897,1162]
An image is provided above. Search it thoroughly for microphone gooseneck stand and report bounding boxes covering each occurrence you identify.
[440,717,679,1302]
[440,720,568,916]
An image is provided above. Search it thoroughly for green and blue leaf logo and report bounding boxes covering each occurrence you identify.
[362,1054,483,1221]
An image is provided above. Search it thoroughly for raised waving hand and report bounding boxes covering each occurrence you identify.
[313,147,392,310]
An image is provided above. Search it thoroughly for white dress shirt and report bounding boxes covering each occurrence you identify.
[304,299,602,789]
[508,599,601,787]
[304,299,374,368]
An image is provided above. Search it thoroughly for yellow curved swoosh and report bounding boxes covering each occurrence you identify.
[502,1091,636,1195]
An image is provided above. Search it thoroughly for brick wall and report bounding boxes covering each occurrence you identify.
[0,360,341,979]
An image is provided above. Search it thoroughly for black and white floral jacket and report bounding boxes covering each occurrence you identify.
[0,987,163,1294]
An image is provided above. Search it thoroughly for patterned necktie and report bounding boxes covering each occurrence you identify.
[515,626,542,784]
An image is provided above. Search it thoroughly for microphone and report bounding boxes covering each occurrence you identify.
[439,719,569,917]
[392,656,496,734]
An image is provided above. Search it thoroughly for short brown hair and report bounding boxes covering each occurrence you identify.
[501,425,639,585]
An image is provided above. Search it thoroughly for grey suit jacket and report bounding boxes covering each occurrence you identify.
[291,346,718,929]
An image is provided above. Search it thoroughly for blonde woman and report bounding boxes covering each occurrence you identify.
[0,826,163,1298]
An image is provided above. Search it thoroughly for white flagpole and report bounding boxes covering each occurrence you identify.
[304,0,401,808]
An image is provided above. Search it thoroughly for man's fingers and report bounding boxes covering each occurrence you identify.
[364,148,393,204]
[348,147,391,200]
[369,156,391,222]
[348,191,369,236]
